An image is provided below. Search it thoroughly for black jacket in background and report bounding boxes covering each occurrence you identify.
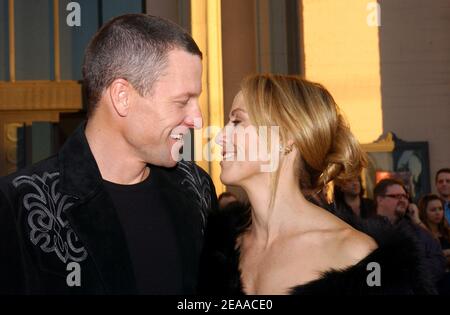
[0,122,218,294]
[332,197,376,219]
[396,218,447,285]
[329,201,447,288]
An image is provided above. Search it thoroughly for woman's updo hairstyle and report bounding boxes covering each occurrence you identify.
[240,74,367,196]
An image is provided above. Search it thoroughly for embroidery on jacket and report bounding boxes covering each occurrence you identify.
[177,161,211,234]
[13,172,88,263]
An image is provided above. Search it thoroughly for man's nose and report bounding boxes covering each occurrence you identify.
[185,102,203,129]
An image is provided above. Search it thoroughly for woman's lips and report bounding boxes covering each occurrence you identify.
[170,134,184,141]
[222,152,235,160]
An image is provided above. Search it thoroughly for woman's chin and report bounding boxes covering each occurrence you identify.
[220,173,238,186]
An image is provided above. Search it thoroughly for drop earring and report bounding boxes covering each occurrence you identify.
[279,144,293,155]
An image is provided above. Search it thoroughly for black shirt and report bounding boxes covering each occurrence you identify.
[103,169,183,294]
[332,197,375,219]
[439,236,450,250]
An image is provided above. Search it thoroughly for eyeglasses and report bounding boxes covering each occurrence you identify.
[383,194,409,200]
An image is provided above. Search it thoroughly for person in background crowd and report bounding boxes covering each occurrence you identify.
[374,178,447,287]
[436,168,450,224]
[419,194,450,264]
[418,193,450,294]
[333,176,375,219]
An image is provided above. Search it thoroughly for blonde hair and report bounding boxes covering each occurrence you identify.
[240,74,367,205]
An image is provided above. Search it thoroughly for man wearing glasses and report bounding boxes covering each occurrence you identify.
[374,178,446,288]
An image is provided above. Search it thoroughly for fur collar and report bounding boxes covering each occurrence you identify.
[199,202,436,295]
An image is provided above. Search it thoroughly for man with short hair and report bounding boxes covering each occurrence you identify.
[435,168,450,223]
[374,178,414,224]
[374,178,446,286]
[0,14,218,294]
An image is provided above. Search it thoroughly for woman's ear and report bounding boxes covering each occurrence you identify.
[108,79,131,117]
[286,139,295,148]
[280,139,295,155]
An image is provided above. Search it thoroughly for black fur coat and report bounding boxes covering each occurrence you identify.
[198,202,437,295]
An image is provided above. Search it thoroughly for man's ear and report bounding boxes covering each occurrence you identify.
[108,79,131,117]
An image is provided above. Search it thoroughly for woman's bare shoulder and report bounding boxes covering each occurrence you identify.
[334,227,378,267]
[288,221,378,271]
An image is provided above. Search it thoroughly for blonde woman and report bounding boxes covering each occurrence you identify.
[199,74,434,295]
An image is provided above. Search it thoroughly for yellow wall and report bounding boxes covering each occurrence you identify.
[302,0,382,143]
[191,0,225,195]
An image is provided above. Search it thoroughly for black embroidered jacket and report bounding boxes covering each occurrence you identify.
[0,122,218,294]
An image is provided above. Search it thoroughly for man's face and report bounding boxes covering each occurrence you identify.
[377,184,409,223]
[436,172,450,199]
[339,178,361,196]
[124,48,202,167]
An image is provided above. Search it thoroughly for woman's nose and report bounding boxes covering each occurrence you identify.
[215,128,225,147]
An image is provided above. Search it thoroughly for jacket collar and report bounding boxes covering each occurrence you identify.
[58,121,103,200]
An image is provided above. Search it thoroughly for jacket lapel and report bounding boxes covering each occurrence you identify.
[66,189,137,294]
[156,167,203,294]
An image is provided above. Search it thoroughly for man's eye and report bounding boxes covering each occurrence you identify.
[177,99,189,106]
